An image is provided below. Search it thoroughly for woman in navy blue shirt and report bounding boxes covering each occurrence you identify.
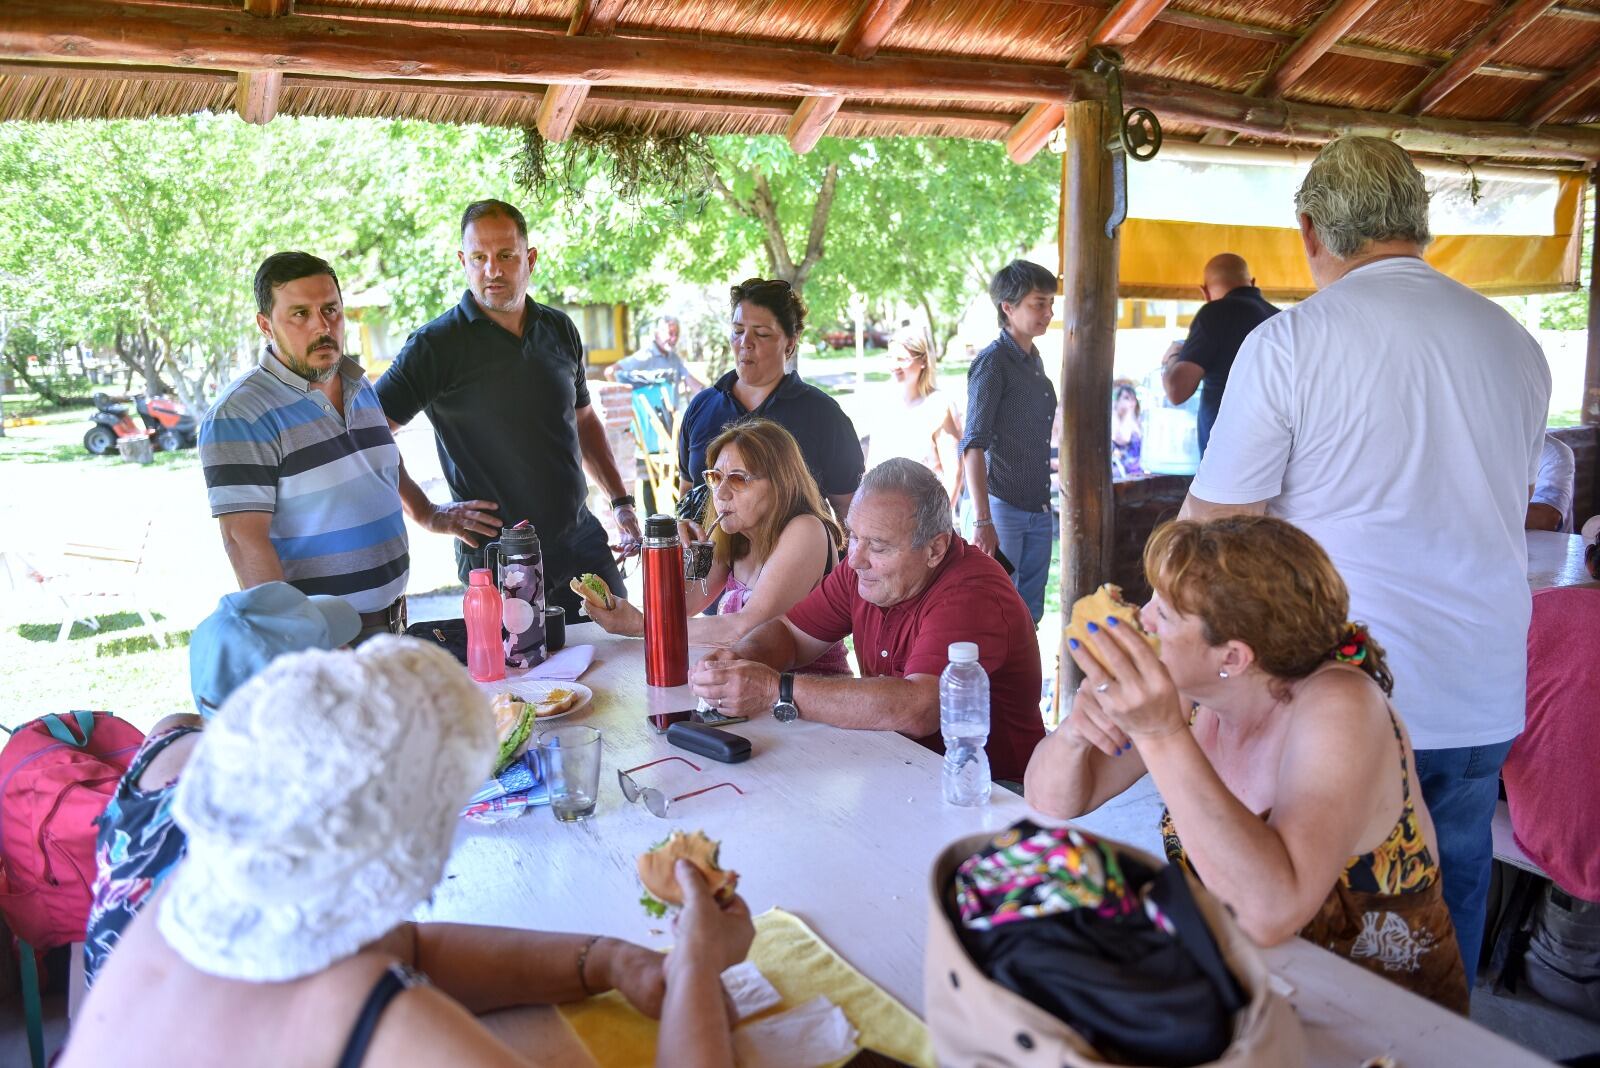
[677,279,863,532]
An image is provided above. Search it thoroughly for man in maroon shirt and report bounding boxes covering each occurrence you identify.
[691,459,1044,783]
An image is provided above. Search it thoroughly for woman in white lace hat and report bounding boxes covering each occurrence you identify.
[62,637,753,1068]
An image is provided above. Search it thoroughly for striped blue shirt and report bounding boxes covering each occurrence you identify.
[200,349,408,614]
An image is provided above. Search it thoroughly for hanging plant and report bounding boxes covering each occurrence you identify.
[513,124,715,209]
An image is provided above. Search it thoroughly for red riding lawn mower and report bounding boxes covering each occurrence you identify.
[83,392,199,456]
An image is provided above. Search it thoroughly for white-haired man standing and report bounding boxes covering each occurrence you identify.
[1180,136,1551,986]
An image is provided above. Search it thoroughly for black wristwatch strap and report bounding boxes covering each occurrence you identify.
[779,672,795,705]
[610,494,636,509]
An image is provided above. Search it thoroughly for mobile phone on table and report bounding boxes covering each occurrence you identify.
[648,708,748,734]
[648,710,695,734]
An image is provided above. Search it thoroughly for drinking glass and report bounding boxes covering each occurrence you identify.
[536,724,602,822]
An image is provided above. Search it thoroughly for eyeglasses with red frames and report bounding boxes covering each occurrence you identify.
[617,755,745,818]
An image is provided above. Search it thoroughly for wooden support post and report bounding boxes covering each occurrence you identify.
[1584,172,1600,425]
[1056,95,1118,696]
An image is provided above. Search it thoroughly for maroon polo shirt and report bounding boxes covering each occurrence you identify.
[785,535,1044,781]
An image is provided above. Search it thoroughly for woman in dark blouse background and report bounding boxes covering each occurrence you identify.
[960,260,1059,625]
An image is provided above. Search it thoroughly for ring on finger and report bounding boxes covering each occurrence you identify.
[1094,682,1111,694]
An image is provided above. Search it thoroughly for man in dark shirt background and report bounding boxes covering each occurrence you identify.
[377,200,640,619]
[1161,253,1280,455]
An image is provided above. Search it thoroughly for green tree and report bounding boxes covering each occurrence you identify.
[0,119,1059,410]
[684,137,1058,353]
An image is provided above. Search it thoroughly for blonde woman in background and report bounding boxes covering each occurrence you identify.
[867,331,963,506]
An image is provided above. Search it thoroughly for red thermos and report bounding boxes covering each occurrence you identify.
[642,513,688,687]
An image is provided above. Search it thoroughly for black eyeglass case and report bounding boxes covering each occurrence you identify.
[667,722,752,764]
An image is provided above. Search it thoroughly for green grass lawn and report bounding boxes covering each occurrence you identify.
[2,611,195,733]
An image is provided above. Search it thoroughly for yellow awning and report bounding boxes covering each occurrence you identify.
[1072,144,1587,302]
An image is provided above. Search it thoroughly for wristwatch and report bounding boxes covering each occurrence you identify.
[610,494,636,510]
[773,672,799,723]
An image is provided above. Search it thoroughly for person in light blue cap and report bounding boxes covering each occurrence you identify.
[80,582,360,989]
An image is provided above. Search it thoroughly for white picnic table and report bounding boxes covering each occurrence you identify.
[419,625,1551,1067]
[1527,529,1596,592]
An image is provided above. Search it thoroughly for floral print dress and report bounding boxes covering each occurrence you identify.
[1160,708,1469,1013]
[82,725,201,989]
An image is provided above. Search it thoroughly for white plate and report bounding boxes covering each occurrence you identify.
[481,679,594,734]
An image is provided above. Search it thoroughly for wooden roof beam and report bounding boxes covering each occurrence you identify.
[1156,8,1556,83]
[1006,0,1174,165]
[536,0,629,142]
[236,68,281,123]
[0,1,1101,107]
[236,0,289,123]
[6,2,1600,160]
[1200,0,1380,146]
[1121,68,1600,159]
[1395,0,1557,115]
[1255,0,1384,99]
[786,0,912,153]
[1520,47,1600,127]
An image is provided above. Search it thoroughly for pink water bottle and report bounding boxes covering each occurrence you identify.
[464,568,505,682]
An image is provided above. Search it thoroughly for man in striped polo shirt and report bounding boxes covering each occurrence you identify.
[200,252,411,641]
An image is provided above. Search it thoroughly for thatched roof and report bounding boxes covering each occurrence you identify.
[3,1,1600,163]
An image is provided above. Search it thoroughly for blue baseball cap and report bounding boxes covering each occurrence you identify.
[189,582,362,715]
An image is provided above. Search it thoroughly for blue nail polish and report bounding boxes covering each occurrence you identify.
[1105,615,1120,627]
[1086,621,1099,633]
[1068,637,1080,650]
[1113,746,1123,757]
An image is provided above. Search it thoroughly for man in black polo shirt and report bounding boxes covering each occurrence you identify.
[377,200,638,619]
[1162,253,1280,456]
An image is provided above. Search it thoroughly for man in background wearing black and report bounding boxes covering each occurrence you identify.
[377,199,638,619]
[1162,254,1279,456]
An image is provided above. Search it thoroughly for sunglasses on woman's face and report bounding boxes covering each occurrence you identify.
[617,755,745,818]
[703,468,763,492]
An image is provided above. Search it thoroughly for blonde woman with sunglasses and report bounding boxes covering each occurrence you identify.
[588,419,851,674]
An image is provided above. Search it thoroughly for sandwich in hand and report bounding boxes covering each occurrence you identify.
[569,572,614,611]
[637,830,738,918]
[1067,584,1160,673]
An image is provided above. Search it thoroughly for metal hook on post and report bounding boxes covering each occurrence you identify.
[1090,46,1162,239]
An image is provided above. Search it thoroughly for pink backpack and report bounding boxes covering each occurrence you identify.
[0,711,143,1067]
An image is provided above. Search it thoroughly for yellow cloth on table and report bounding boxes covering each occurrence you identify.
[557,907,934,1068]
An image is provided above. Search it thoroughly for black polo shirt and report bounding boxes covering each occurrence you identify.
[678,370,864,498]
[1176,285,1279,454]
[376,289,593,563]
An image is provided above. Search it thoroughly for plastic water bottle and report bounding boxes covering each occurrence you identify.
[940,641,991,806]
[464,568,505,683]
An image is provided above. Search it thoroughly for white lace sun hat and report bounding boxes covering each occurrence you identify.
[157,635,495,981]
